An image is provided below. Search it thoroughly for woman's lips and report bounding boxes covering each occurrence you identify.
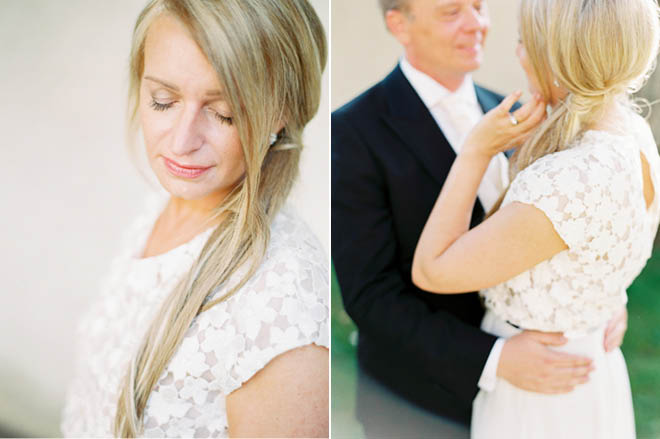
[163,157,213,179]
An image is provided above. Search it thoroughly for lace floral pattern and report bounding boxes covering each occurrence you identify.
[482,115,660,338]
[61,195,329,437]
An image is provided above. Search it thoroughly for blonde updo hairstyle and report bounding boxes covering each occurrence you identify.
[504,0,660,195]
[115,0,326,436]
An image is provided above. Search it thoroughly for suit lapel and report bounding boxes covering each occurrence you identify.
[475,85,500,114]
[380,69,505,186]
[379,66,496,223]
[380,66,456,187]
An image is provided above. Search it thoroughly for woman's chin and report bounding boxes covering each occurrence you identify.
[156,176,212,200]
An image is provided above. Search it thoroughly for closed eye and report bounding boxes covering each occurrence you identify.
[150,99,173,111]
[207,108,233,125]
[149,98,233,125]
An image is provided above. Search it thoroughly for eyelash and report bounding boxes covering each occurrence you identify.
[212,112,233,125]
[149,99,233,125]
[150,100,172,112]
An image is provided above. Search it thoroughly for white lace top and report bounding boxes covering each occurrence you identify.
[482,112,660,338]
[61,194,329,437]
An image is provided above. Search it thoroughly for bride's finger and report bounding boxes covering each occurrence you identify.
[496,90,523,115]
[511,94,542,123]
[517,97,546,130]
[505,106,545,147]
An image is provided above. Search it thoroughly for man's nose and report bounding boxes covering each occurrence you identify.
[463,7,488,31]
[170,104,204,156]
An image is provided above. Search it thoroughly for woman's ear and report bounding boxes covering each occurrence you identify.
[269,121,287,148]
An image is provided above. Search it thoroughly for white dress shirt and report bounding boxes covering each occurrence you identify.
[399,57,505,392]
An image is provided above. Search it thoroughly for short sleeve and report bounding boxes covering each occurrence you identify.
[193,228,329,396]
[141,210,329,436]
[505,142,630,251]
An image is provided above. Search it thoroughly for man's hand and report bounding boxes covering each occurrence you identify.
[497,330,594,394]
[604,306,628,352]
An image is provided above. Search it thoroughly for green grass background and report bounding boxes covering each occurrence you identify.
[331,250,660,438]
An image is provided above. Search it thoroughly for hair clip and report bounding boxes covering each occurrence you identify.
[269,133,278,146]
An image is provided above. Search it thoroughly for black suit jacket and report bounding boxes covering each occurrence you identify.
[332,65,506,424]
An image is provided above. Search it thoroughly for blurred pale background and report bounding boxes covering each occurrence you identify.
[0,0,328,436]
[331,1,660,438]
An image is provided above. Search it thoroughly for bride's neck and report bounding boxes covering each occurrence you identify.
[162,192,228,231]
[586,100,628,134]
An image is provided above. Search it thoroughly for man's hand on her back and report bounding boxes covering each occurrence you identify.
[604,306,628,352]
[497,330,594,394]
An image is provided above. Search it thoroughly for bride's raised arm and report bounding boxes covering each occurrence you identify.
[411,92,566,293]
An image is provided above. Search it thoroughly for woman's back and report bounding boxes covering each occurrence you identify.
[482,111,660,337]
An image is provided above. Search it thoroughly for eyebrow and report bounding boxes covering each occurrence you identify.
[144,75,225,98]
[437,0,461,6]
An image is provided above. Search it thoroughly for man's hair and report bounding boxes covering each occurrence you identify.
[378,0,409,16]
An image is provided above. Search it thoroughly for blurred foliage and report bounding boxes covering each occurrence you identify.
[623,249,660,437]
[637,63,660,143]
[330,267,361,438]
[331,267,357,356]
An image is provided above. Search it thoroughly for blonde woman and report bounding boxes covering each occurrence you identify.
[412,0,659,437]
[61,0,328,437]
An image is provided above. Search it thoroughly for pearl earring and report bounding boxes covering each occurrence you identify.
[269,133,278,146]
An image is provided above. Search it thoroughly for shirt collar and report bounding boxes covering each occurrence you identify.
[399,56,479,110]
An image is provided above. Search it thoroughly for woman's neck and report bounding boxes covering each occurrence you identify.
[587,100,628,134]
[161,189,231,234]
[140,193,226,259]
[167,194,222,221]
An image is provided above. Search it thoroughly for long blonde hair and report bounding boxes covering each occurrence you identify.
[114,0,326,435]
[492,0,660,213]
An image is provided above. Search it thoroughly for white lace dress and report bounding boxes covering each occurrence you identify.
[60,195,329,438]
[472,113,660,439]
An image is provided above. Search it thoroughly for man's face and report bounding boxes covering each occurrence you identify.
[396,0,490,81]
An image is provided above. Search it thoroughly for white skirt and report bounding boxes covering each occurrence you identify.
[471,310,635,439]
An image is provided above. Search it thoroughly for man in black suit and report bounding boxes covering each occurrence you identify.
[332,0,627,435]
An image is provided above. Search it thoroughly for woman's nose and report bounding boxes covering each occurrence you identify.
[170,103,204,156]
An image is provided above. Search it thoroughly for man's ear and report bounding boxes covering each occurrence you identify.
[385,9,411,46]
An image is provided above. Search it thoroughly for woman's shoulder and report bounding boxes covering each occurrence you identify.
[570,109,656,162]
[264,205,328,272]
[517,127,639,183]
[182,207,328,396]
[506,125,646,215]
[244,206,329,307]
[205,205,328,315]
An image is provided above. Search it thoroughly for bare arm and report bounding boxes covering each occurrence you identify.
[226,344,328,438]
[414,199,568,293]
[412,91,561,293]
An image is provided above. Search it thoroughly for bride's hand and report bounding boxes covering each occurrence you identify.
[462,90,546,160]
